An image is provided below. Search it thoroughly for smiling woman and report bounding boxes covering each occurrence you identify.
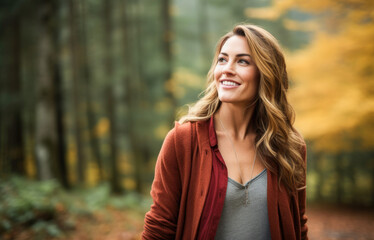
[142,24,308,240]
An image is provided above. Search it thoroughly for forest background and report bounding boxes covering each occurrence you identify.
[0,0,373,239]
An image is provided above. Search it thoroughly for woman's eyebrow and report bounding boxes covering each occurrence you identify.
[219,52,252,58]
[237,53,251,58]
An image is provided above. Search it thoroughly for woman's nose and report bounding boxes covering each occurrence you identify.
[222,61,235,75]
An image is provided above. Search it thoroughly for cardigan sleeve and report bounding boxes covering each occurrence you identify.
[142,128,182,239]
[299,143,308,240]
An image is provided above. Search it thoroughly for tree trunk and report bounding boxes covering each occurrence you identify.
[80,0,103,182]
[161,0,177,123]
[68,0,85,184]
[120,0,140,193]
[0,26,5,177]
[54,60,69,188]
[197,0,211,73]
[35,0,58,180]
[104,0,121,193]
[315,151,325,202]
[0,16,24,177]
[133,1,144,194]
[368,150,374,206]
[54,0,69,188]
[335,152,344,204]
[347,151,357,205]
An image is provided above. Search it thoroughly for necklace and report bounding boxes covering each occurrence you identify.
[217,116,257,206]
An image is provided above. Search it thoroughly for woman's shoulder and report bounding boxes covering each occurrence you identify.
[162,121,194,147]
[166,120,209,146]
[172,121,197,144]
[174,120,193,133]
[159,121,200,161]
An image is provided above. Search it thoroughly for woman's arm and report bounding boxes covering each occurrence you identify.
[142,128,182,239]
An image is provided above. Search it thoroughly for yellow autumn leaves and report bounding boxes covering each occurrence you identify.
[247,0,374,152]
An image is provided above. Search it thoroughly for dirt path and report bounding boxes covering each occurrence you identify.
[307,205,374,240]
[60,205,374,240]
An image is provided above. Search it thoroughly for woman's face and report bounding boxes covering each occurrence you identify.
[214,35,260,106]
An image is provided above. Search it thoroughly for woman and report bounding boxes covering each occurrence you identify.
[143,24,308,240]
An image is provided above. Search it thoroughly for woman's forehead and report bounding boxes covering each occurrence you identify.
[220,35,251,55]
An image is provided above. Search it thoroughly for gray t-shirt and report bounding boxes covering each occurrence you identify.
[215,169,271,240]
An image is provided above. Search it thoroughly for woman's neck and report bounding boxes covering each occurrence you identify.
[214,102,256,141]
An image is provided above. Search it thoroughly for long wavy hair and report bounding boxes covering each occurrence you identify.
[179,24,306,193]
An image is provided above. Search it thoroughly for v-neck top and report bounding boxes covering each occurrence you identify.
[197,117,271,239]
[215,169,271,240]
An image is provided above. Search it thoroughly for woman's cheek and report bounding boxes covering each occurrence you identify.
[213,67,221,81]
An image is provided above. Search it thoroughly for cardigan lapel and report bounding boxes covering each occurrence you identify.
[268,168,298,240]
[278,183,297,240]
[267,169,282,240]
[190,120,213,239]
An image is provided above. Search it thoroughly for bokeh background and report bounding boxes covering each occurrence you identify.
[1,0,373,239]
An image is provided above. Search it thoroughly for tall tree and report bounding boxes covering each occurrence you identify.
[119,0,133,193]
[104,0,121,193]
[197,0,211,74]
[68,0,86,184]
[80,0,104,182]
[0,14,24,177]
[34,0,59,180]
[54,0,69,188]
[131,0,144,193]
[161,0,177,123]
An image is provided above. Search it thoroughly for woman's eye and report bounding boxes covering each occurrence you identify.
[217,57,227,63]
[238,59,250,65]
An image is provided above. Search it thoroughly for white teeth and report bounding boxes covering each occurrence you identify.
[222,81,239,86]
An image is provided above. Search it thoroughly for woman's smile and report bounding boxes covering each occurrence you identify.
[220,79,241,88]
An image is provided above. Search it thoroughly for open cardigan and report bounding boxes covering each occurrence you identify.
[143,120,308,240]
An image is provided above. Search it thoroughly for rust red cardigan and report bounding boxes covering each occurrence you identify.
[143,120,308,240]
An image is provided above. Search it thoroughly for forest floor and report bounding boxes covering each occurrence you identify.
[58,204,374,240]
[306,204,374,240]
[12,204,374,240]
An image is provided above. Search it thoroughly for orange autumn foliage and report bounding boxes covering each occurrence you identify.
[287,0,374,152]
[249,0,374,152]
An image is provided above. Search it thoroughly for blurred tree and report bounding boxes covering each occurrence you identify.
[0,8,24,177]
[34,0,60,180]
[80,0,104,182]
[35,1,68,187]
[104,0,121,193]
[53,0,69,188]
[68,0,86,185]
[197,0,210,73]
[161,0,177,123]
[131,0,146,194]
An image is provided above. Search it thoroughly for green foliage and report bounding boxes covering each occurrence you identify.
[68,183,151,213]
[108,191,152,212]
[0,176,151,239]
[66,183,111,213]
[31,221,62,238]
[0,176,63,238]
